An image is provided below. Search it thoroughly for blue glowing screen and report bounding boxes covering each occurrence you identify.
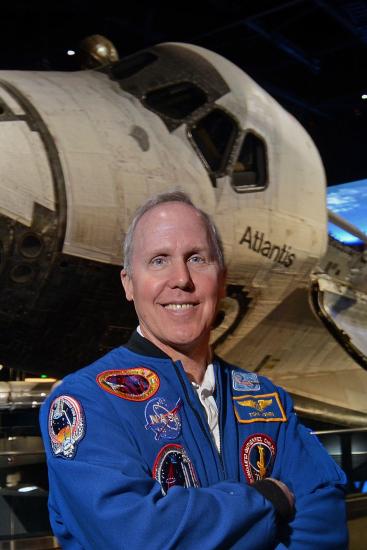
[327,179,367,244]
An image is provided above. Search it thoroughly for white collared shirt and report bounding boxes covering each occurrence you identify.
[190,363,220,453]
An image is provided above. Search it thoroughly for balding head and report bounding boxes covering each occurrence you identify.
[123,191,225,275]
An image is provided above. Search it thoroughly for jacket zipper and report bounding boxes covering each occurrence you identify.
[215,365,227,476]
[172,360,226,478]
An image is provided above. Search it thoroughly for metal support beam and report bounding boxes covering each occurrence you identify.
[314,0,367,44]
[328,210,367,245]
[245,19,320,73]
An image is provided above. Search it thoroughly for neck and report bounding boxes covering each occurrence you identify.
[139,328,211,384]
[169,346,211,385]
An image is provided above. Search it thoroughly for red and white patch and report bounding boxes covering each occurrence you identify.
[241,433,276,483]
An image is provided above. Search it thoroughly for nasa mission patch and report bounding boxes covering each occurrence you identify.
[144,397,182,441]
[152,444,199,495]
[48,395,85,459]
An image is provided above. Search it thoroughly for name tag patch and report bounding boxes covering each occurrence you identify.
[145,397,182,441]
[48,395,85,459]
[233,392,287,423]
[241,433,276,483]
[96,368,160,401]
[232,370,260,392]
[152,444,199,495]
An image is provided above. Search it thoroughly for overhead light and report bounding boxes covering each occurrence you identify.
[25,377,57,382]
[362,94,367,100]
[67,50,76,56]
[18,486,38,493]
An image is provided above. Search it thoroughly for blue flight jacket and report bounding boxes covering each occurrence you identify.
[40,332,348,549]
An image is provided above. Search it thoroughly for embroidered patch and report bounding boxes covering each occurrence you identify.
[48,395,85,459]
[145,397,182,440]
[233,392,287,423]
[232,370,260,392]
[241,433,276,483]
[152,444,199,495]
[96,368,160,402]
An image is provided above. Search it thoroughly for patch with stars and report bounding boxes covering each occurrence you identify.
[152,444,199,495]
[233,392,287,423]
[232,370,260,392]
[96,368,160,402]
[241,433,276,483]
[48,395,85,459]
[145,397,182,441]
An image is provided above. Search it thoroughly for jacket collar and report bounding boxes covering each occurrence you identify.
[125,330,171,359]
[125,330,220,371]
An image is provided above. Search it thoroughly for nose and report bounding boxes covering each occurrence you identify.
[168,259,194,290]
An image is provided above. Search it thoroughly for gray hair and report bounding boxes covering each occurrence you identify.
[123,191,225,275]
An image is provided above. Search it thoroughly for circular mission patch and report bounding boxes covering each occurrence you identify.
[152,443,199,495]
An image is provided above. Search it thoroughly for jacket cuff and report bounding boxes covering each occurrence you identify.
[252,479,294,522]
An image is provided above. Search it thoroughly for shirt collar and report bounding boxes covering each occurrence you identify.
[191,363,215,395]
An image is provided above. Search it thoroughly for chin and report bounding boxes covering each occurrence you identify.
[164,331,207,352]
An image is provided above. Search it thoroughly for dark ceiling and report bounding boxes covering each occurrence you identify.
[1,0,366,185]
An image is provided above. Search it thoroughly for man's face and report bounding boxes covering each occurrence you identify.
[121,202,226,354]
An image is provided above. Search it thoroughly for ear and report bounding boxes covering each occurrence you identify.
[120,269,134,302]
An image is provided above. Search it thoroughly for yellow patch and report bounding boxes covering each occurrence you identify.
[233,392,287,423]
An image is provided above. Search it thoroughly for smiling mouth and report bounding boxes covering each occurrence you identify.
[163,303,196,310]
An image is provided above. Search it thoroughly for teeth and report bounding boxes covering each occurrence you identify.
[164,304,194,310]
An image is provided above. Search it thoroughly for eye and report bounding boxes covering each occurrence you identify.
[150,256,167,267]
[189,254,206,264]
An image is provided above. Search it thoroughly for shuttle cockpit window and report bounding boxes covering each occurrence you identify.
[231,132,268,192]
[189,108,237,174]
[143,82,207,120]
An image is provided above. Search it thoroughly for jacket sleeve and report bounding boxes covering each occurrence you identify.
[274,388,348,549]
[40,380,279,550]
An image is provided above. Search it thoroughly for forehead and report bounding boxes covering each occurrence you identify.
[133,202,210,254]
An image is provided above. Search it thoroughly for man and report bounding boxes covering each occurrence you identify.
[40,191,348,549]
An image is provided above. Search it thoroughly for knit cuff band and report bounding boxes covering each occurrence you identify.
[252,479,294,522]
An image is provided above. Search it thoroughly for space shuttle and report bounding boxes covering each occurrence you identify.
[0,41,366,425]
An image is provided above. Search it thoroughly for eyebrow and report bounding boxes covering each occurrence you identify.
[146,246,212,259]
